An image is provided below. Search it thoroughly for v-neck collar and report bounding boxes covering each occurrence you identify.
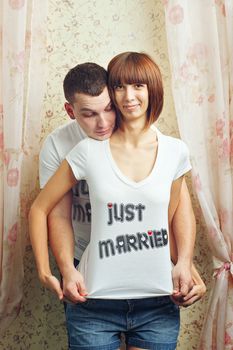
[105,126,161,188]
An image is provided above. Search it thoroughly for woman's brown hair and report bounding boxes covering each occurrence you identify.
[108,52,164,127]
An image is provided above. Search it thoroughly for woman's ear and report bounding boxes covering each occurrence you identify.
[64,102,75,120]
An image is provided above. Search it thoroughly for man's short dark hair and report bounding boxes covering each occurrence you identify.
[63,62,108,103]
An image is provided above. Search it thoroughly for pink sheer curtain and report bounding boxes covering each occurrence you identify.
[0,0,47,332]
[164,1,233,349]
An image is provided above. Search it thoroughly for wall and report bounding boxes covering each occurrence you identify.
[0,1,212,349]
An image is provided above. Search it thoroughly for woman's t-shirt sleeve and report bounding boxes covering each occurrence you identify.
[173,140,192,180]
[65,138,89,180]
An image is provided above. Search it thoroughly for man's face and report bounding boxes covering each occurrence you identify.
[65,87,116,140]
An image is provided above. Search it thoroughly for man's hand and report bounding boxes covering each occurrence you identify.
[171,279,206,307]
[171,263,206,307]
[62,267,88,303]
[172,261,194,297]
[39,268,88,304]
[39,273,64,300]
[46,191,88,304]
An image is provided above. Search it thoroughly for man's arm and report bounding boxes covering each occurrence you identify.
[169,177,195,296]
[172,179,196,263]
[47,191,87,302]
[170,208,206,306]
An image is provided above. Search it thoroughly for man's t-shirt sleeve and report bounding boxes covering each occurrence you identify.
[39,136,61,188]
[173,141,192,180]
[66,139,89,181]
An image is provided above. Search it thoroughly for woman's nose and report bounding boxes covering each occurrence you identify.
[125,87,135,101]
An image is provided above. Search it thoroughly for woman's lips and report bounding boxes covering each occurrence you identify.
[124,104,139,110]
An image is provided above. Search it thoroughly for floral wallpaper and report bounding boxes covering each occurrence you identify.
[0,0,212,349]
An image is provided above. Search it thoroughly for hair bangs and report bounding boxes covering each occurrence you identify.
[115,63,147,86]
[108,53,149,88]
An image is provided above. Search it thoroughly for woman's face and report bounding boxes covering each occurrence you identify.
[114,83,149,122]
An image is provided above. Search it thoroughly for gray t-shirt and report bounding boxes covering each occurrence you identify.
[39,120,90,260]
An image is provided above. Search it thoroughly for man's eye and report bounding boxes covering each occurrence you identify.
[83,113,94,118]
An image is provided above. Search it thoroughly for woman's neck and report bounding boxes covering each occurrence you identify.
[111,119,152,147]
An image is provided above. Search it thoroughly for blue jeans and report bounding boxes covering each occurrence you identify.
[65,296,180,350]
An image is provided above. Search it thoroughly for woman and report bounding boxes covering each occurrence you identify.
[29,52,202,350]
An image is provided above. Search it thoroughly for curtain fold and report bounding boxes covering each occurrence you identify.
[0,0,47,332]
[164,1,233,349]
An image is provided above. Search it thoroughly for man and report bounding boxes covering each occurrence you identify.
[32,62,205,310]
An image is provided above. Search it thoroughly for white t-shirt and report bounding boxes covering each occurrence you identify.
[39,120,90,260]
[66,128,192,299]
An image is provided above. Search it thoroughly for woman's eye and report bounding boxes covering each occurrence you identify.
[114,85,123,90]
[105,104,113,111]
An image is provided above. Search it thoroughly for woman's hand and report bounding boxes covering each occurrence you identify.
[39,272,64,301]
